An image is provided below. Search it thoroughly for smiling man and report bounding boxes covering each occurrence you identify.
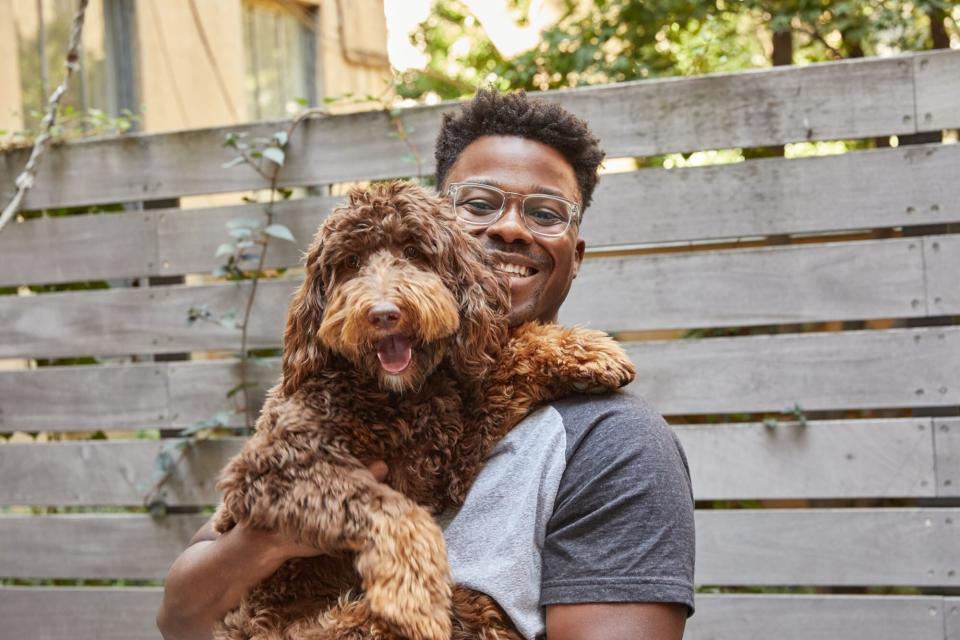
[157,90,695,640]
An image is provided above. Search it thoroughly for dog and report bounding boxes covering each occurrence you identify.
[212,181,635,639]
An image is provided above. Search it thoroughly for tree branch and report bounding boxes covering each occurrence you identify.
[0,0,89,234]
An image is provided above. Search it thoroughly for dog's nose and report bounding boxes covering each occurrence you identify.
[368,302,401,329]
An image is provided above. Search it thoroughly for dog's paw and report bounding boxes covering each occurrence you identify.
[570,333,636,392]
[358,503,453,640]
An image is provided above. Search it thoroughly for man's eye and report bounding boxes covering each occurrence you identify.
[526,208,565,225]
[463,199,498,212]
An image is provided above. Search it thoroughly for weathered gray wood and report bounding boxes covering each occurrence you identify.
[3,509,957,585]
[0,587,164,640]
[914,51,960,134]
[0,589,946,640]
[0,419,936,506]
[3,52,951,210]
[0,438,239,507]
[0,278,293,360]
[947,597,960,640]
[2,236,948,360]
[2,326,958,431]
[934,419,960,499]
[677,418,936,500]
[563,236,928,331]
[155,197,334,276]
[0,363,170,433]
[0,211,156,287]
[686,594,947,640]
[628,326,960,415]
[584,142,960,248]
[0,514,208,579]
[695,508,960,587]
[5,143,958,287]
[925,235,960,319]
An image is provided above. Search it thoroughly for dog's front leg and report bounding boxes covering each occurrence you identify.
[499,322,636,399]
[222,456,452,640]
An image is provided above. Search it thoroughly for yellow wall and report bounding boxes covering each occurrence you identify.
[0,0,23,133]
[136,0,248,132]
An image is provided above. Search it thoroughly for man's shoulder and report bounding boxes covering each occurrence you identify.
[547,391,682,464]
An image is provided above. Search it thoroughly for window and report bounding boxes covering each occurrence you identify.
[242,0,318,120]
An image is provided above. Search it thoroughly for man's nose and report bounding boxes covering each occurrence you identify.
[485,199,532,244]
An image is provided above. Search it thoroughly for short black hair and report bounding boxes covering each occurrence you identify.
[434,88,605,212]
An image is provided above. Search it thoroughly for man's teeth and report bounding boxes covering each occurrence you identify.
[496,262,535,277]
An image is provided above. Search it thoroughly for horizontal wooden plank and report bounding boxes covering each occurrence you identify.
[4,142,958,287]
[2,326,958,432]
[3,51,954,210]
[695,508,960,587]
[914,50,960,133]
[0,363,170,432]
[584,141,960,248]
[629,326,960,415]
[562,236,929,331]
[0,212,156,287]
[2,235,950,359]
[2,510,957,586]
[0,587,164,640]
[0,589,946,640]
[687,594,948,640]
[0,419,937,506]
[934,419,960,498]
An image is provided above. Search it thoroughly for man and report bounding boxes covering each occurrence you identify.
[157,89,695,640]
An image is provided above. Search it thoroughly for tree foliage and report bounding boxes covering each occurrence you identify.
[395,0,958,100]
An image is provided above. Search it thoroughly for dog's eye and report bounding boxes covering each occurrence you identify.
[403,246,419,260]
[346,255,361,269]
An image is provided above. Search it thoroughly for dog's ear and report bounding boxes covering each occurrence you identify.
[439,222,510,384]
[280,226,330,396]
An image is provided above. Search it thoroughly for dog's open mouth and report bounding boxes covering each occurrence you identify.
[376,335,413,374]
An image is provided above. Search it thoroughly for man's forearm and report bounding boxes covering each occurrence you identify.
[156,524,296,640]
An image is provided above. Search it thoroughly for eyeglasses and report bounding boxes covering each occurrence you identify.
[446,182,581,238]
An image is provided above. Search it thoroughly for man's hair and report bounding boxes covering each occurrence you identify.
[434,88,606,211]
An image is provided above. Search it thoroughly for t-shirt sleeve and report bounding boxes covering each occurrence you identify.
[540,394,696,617]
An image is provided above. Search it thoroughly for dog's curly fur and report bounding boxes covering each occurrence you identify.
[212,182,635,640]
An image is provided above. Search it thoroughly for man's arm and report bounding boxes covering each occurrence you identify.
[546,602,687,640]
[156,461,389,640]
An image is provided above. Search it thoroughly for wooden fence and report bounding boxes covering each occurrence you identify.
[1,49,959,639]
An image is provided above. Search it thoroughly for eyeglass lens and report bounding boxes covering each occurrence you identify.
[452,185,573,235]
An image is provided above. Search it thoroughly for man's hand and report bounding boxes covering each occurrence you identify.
[157,460,388,640]
[546,602,687,640]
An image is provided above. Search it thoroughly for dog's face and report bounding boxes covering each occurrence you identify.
[281,182,509,395]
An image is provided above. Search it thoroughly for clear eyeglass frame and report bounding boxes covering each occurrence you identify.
[446,182,581,238]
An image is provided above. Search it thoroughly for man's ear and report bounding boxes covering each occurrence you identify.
[571,237,586,280]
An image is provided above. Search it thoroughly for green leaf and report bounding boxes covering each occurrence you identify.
[228,227,253,239]
[263,224,296,243]
[215,243,235,258]
[272,131,289,147]
[226,217,263,229]
[148,499,168,518]
[262,147,285,166]
[221,156,246,169]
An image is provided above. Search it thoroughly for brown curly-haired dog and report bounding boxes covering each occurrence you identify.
[212,182,635,640]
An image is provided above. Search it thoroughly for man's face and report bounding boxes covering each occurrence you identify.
[443,135,586,327]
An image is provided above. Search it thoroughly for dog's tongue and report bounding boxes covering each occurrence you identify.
[377,335,412,374]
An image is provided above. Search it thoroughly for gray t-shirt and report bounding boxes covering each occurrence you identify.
[438,391,696,639]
